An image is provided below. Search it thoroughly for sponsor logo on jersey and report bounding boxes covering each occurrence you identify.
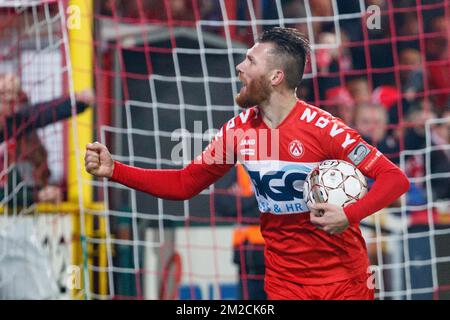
[246,163,315,214]
[288,140,304,159]
[239,138,256,156]
[248,169,307,202]
[240,149,255,156]
[348,142,370,165]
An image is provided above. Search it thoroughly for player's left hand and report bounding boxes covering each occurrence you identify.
[309,203,349,235]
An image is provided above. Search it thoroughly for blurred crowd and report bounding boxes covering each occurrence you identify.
[0,74,62,204]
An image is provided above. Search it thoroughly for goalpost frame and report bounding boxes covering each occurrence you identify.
[66,0,108,299]
[67,0,92,205]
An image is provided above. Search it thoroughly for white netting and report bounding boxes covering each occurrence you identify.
[91,0,450,300]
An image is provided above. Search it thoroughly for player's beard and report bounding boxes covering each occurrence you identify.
[235,75,271,109]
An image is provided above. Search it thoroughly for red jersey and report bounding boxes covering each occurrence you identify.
[111,99,410,287]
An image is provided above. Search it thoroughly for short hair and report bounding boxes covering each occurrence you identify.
[257,27,310,89]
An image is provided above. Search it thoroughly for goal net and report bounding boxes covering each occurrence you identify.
[1,0,449,300]
[93,0,450,300]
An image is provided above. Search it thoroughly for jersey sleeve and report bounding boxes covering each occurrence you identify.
[110,122,236,200]
[322,117,380,177]
[194,121,237,176]
[321,117,410,224]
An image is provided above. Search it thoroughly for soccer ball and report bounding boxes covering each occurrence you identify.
[303,160,368,209]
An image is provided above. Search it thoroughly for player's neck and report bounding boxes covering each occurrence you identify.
[259,92,298,129]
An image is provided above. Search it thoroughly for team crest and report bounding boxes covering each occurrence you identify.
[288,140,304,158]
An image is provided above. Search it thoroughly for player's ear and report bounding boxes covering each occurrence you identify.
[270,69,284,86]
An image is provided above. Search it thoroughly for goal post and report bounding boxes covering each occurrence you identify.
[66,0,95,300]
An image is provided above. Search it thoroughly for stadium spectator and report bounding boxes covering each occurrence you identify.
[354,104,400,164]
[101,0,195,22]
[426,15,450,114]
[346,77,372,106]
[323,86,356,126]
[371,85,401,110]
[0,73,93,205]
[200,0,222,21]
[399,48,423,102]
[0,73,57,204]
[310,0,334,35]
[0,72,93,299]
[404,101,435,151]
[280,0,307,34]
[315,30,356,114]
[316,32,341,101]
[397,11,419,37]
[402,101,450,202]
[376,47,424,125]
[429,110,450,201]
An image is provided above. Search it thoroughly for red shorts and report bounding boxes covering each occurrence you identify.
[265,273,375,300]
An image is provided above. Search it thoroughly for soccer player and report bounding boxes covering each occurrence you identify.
[85,27,410,300]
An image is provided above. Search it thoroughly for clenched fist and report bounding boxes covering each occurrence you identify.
[85,142,114,178]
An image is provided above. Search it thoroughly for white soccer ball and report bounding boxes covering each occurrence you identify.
[303,160,368,209]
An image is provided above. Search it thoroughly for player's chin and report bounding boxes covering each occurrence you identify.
[235,93,253,109]
[236,87,246,99]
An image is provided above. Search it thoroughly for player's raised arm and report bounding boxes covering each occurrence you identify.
[85,123,236,201]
